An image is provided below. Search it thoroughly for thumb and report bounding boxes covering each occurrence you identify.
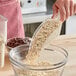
[52,5,58,19]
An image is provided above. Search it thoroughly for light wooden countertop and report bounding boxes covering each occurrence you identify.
[0,35,76,76]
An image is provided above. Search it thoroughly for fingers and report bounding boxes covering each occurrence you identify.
[52,4,58,18]
[55,1,66,22]
[52,0,66,22]
[70,0,74,16]
[59,6,66,22]
[64,0,70,19]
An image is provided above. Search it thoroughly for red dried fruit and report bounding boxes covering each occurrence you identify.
[7,37,31,48]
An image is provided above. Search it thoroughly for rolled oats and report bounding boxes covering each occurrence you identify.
[26,18,62,64]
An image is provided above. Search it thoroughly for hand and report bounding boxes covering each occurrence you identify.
[17,0,20,3]
[52,0,76,22]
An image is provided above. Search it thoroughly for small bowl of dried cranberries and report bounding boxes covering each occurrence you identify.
[6,37,31,52]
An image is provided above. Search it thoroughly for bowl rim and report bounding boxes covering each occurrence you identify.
[9,44,68,71]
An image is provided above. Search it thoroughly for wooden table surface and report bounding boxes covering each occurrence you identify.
[0,35,76,76]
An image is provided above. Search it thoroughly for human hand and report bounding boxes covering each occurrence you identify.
[17,0,20,3]
[52,0,76,22]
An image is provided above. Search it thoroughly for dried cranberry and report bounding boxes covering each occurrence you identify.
[7,37,31,48]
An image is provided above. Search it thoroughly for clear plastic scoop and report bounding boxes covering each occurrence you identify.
[32,12,61,40]
[26,13,62,64]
